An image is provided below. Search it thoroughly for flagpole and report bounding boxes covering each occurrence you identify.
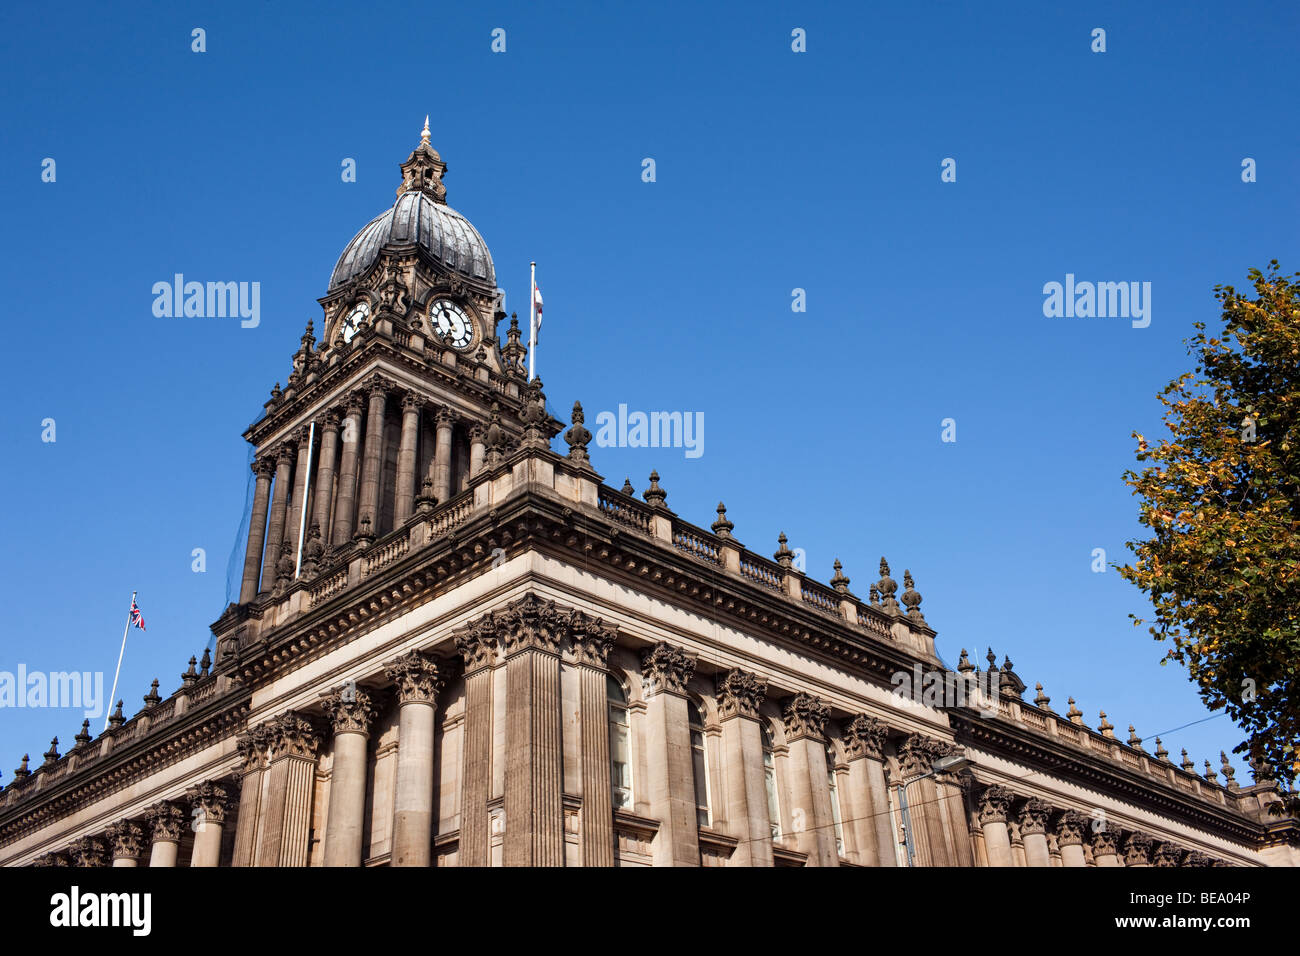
[104,591,134,732]
[528,261,536,382]
[294,420,315,577]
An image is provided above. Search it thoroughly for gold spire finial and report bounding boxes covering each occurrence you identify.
[420,115,431,148]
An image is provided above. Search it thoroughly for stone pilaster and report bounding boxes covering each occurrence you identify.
[1018,798,1053,867]
[105,820,144,867]
[331,393,365,546]
[394,395,423,526]
[322,686,378,867]
[571,613,617,866]
[782,692,838,866]
[716,668,772,866]
[500,594,565,866]
[385,651,440,866]
[256,712,320,866]
[231,724,271,867]
[357,381,389,537]
[898,733,955,866]
[978,785,1016,867]
[144,801,184,868]
[240,457,275,603]
[186,781,228,867]
[454,616,498,867]
[640,641,698,866]
[260,444,295,594]
[843,714,894,866]
[1054,809,1090,867]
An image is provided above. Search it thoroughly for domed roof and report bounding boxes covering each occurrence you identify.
[328,191,494,290]
[327,120,495,291]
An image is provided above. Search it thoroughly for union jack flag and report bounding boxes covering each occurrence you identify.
[129,599,146,631]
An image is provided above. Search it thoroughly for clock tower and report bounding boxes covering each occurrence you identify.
[226,120,557,611]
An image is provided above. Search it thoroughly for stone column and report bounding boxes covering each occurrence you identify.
[231,725,271,867]
[331,394,365,546]
[500,594,565,866]
[571,614,618,866]
[898,734,952,866]
[937,771,975,866]
[1091,828,1121,867]
[385,651,440,867]
[260,443,295,594]
[977,785,1016,867]
[1055,810,1089,867]
[357,381,389,537]
[256,713,320,866]
[144,802,184,867]
[187,781,228,867]
[322,686,378,867]
[312,412,340,542]
[239,457,275,603]
[468,424,486,478]
[285,424,314,560]
[433,406,455,504]
[640,642,698,866]
[393,395,423,526]
[716,669,772,866]
[455,616,499,867]
[106,821,144,867]
[1018,798,1053,867]
[1124,832,1154,868]
[844,715,894,866]
[782,693,839,866]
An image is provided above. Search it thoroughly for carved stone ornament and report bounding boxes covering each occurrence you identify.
[497,593,565,657]
[1091,828,1120,857]
[640,642,696,697]
[1017,798,1052,836]
[566,610,616,668]
[237,724,273,774]
[322,686,377,736]
[1054,809,1090,847]
[144,802,185,844]
[782,692,831,742]
[105,821,145,861]
[844,714,889,761]
[263,712,320,760]
[454,615,499,673]
[186,781,229,825]
[1153,842,1185,867]
[898,733,958,777]
[385,650,440,706]
[68,837,107,868]
[715,669,766,720]
[977,785,1016,826]
[1123,832,1155,866]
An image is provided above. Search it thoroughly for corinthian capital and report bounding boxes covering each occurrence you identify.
[237,723,273,774]
[144,802,185,844]
[1123,832,1154,866]
[385,650,440,706]
[1054,809,1090,847]
[498,593,565,656]
[264,711,321,760]
[1153,842,1185,867]
[454,615,498,673]
[567,610,617,668]
[186,781,229,826]
[1017,798,1053,836]
[977,784,1016,826]
[844,714,889,760]
[67,837,107,868]
[1091,827,1119,857]
[640,642,695,696]
[322,685,377,736]
[105,821,144,861]
[782,692,831,742]
[716,669,766,720]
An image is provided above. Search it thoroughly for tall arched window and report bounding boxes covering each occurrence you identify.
[689,701,711,827]
[826,746,845,857]
[761,723,781,839]
[607,675,632,810]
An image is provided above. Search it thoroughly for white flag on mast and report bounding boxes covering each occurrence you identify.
[529,262,543,380]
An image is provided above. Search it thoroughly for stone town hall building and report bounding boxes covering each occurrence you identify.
[3,126,1296,869]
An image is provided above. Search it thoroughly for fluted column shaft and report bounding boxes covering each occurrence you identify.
[331,397,364,545]
[716,669,772,867]
[433,407,454,503]
[387,652,439,867]
[938,774,975,866]
[503,630,564,866]
[357,386,388,536]
[312,413,340,542]
[576,633,616,867]
[240,459,274,603]
[231,730,268,867]
[260,448,294,593]
[456,627,496,867]
[394,396,422,526]
[323,688,376,867]
[844,715,894,866]
[783,694,838,866]
[255,713,319,866]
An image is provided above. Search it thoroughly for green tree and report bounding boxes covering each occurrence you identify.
[1121,262,1299,808]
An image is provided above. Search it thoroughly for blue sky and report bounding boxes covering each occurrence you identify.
[1,1,1296,782]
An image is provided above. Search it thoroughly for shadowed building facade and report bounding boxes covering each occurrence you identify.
[3,125,1296,868]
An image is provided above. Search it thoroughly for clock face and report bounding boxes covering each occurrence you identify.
[430,299,473,350]
[340,302,369,344]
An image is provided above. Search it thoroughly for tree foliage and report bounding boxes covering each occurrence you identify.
[1121,263,1299,807]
